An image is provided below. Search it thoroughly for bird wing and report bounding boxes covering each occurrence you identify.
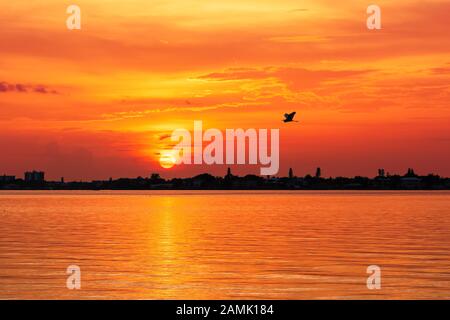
[283,112,297,121]
[287,112,296,120]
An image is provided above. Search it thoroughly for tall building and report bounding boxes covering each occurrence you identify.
[24,171,45,183]
[315,167,322,178]
[225,167,235,181]
[289,168,294,179]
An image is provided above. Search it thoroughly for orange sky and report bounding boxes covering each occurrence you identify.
[0,0,449,180]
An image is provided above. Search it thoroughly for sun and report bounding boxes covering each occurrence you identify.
[159,150,177,169]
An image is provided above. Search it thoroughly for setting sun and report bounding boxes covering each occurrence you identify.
[159,151,177,169]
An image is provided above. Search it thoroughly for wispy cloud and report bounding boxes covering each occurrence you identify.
[0,81,59,94]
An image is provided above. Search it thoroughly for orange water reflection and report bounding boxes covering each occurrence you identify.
[0,191,449,299]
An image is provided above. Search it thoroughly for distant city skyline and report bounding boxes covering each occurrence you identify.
[1,166,448,190]
[1,166,448,184]
[1,157,449,181]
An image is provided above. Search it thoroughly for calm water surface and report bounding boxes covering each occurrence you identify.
[0,191,449,299]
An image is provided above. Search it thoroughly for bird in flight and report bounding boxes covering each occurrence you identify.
[283,112,298,123]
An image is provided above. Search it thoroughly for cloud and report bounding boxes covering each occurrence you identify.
[100,101,259,121]
[0,81,58,94]
[159,134,171,141]
[430,66,450,75]
[200,66,373,90]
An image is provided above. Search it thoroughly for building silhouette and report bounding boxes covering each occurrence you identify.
[225,167,234,180]
[0,175,15,183]
[0,167,448,190]
[406,168,417,177]
[315,167,321,178]
[24,171,45,183]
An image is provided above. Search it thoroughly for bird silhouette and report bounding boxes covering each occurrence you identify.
[283,112,298,123]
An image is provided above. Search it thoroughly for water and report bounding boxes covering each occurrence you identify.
[0,190,449,299]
